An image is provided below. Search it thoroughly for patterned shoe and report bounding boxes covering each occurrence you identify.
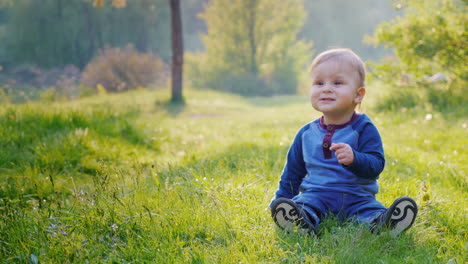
[270,198,315,234]
[371,196,418,236]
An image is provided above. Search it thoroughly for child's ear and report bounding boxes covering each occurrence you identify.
[354,87,366,103]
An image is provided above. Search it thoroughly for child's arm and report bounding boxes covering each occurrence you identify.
[274,128,307,200]
[333,123,385,179]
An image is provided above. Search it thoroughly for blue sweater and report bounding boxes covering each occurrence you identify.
[274,113,385,199]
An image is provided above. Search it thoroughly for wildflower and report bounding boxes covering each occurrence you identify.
[111,223,119,231]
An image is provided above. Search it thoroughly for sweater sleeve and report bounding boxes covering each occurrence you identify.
[347,122,385,180]
[273,127,308,200]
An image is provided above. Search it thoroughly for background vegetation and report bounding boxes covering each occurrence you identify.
[186,0,311,96]
[0,0,398,69]
[0,0,170,68]
[80,45,167,93]
[368,0,467,113]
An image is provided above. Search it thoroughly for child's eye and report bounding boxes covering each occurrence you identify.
[334,81,343,85]
[316,81,324,86]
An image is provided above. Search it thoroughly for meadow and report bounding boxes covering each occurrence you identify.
[0,85,466,263]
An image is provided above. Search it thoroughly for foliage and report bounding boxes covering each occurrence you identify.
[0,0,409,71]
[0,0,170,69]
[90,0,127,8]
[369,78,468,116]
[0,88,466,263]
[0,65,83,103]
[0,64,80,88]
[81,45,167,92]
[369,0,467,85]
[187,0,312,96]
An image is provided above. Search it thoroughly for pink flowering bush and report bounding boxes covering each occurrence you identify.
[81,45,167,92]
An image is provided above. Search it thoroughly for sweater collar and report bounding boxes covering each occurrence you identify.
[319,112,358,130]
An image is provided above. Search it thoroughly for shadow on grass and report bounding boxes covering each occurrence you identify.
[0,104,163,197]
[155,98,186,117]
[1,105,158,150]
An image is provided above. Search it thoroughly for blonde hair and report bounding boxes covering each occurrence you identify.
[309,48,366,87]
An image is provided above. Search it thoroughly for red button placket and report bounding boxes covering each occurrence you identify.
[322,126,335,159]
[319,112,358,160]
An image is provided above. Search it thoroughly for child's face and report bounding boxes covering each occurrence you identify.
[310,59,364,122]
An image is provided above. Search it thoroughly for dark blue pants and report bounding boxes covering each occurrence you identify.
[292,191,386,228]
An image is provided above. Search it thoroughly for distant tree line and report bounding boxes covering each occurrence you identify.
[3,0,463,101]
[0,0,400,71]
[0,0,171,69]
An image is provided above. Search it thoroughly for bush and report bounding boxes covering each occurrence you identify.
[374,87,422,112]
[0,64,81,89]
[369,0,466,87]
[367,0,467,112]
[426,84,468,112]
[0,64,82,103]
[81,45,167,92]
[373,81,468,115]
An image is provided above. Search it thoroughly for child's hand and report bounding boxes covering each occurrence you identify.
[330,143,354,166]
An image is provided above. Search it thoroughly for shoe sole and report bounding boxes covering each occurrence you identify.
[271,198,310,234]
[388,197,418,236]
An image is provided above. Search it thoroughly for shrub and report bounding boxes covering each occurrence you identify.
[81,45,167,92]
[426,84,468,112]
[367,0,467,112]
[0,64,82,103]
[369,0,466,88]
[1,64,81,89]
[5,64,44,88]
[374,87,422,112]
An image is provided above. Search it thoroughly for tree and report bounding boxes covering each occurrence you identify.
[92,0,184,102]
[370,0,467,84]
[188,0,312,96]
[169,0,183,102]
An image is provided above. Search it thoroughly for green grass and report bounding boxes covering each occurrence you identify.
[0,86,466,263]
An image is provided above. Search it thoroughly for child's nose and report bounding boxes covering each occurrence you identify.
[323,83,333,92]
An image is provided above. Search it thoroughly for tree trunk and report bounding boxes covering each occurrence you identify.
[169,0,183,102]
[247,0,258,76]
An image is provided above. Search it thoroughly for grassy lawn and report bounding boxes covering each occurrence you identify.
[0,86,466,263]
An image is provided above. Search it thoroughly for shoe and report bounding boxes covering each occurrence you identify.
[270,198,315,234]
[371,196,418,236]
